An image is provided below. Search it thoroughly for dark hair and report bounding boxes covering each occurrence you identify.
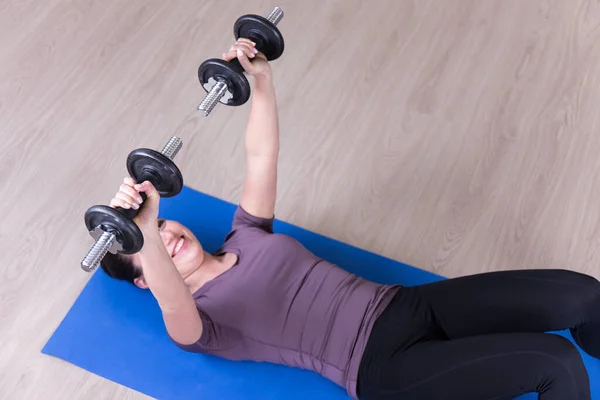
[101,252,142,283]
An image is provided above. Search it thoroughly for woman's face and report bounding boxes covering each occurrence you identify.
[131,219,205,288]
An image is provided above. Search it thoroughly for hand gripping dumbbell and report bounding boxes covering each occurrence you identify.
[197,7,285,117]
[80,136,184,272]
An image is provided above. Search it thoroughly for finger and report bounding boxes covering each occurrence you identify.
[115,192,140,209]
[236,48,254,72]
[233,42,256,53]
[222,49,238,61]
[110,198,133,209]
[124,176,137,187]
[235,38,258,54]
[119,183,143,203]
[134,181,160,199]
[234,42,256,58]
[239,41,259,55]
[254,51,267,61]
[223,40,257,60]
[236,38,257,48]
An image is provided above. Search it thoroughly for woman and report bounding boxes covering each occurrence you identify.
[102,39,600,400]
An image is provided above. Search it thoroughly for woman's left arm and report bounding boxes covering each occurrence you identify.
[224,40,279,219]
[241,74,279,219]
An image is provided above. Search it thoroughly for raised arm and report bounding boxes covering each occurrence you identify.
[137,225,203,345]
[112,178,203,345]
[224,39,279,219]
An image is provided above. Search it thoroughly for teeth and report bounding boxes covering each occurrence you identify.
[174,238,184,255]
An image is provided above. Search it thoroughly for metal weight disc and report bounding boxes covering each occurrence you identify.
[234,15,285,61]
[84,205,144,254]
[126,149,184,198]
[198,58,251,106]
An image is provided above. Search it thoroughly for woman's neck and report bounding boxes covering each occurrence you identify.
[185,252,237,294]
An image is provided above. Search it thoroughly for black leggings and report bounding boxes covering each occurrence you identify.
[357,269,600,400]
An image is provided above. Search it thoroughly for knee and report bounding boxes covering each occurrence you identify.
[545,334,581,359]
[536,334,590,398]
[540,334,586,373]
[555,270,600,303]
[555,269,599,288]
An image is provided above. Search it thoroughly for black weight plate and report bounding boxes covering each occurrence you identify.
[84,205,144,254]
[198,58,251,106]
[126,148,184,198]
[234,15,285,61]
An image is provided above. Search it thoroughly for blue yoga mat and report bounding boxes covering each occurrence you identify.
[44,186,600,399]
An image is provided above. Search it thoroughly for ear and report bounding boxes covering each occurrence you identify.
[134,275,149,289]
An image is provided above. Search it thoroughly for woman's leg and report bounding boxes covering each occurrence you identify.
[416,269,600,357]
[357,269,599,399]
[359,331,590,400]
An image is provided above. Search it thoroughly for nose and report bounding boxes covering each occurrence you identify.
[160,229,177,247]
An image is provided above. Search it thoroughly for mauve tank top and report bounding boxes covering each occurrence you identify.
[172,206,399,399]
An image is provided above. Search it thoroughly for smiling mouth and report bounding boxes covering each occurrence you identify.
[172,236,185,257]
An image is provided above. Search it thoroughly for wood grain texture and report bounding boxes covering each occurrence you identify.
[2,0,600,398]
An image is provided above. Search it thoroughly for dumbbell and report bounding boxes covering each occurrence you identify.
[80,136,184,272]
[197,7,285,117]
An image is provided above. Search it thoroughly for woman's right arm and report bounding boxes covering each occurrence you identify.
[115,178,203,345]
[138,229,203,345]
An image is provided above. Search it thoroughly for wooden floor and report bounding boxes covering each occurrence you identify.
[2,0,600,398]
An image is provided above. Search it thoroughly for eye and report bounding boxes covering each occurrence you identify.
[157,219,166,230]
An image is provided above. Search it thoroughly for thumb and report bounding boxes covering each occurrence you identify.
[135,181,159,197]
[236,48,254,73]
[134,181,160,222]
